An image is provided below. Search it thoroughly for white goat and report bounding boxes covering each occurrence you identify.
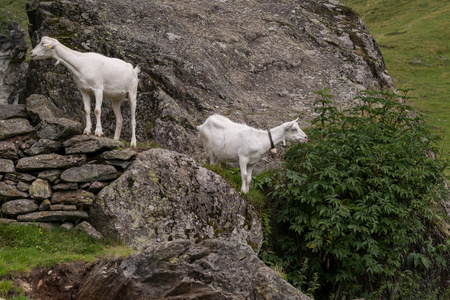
[30,36,139,147]
[197,115,308,193]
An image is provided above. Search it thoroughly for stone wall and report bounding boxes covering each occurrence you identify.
[0,95,136,237]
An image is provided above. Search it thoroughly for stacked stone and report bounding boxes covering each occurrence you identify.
[0,95,136,236]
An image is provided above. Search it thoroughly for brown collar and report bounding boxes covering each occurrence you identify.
[268,130,277,154]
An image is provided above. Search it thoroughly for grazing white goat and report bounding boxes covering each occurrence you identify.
[197,115,308,193]
[30,36,139,147]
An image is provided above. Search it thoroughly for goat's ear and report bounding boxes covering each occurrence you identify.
[293,117,299,122]
[286,123,294,130]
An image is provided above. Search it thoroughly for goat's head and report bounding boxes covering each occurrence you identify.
[284,118,308,145]
[30,36,60,60]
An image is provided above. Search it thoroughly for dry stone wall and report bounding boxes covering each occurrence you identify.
[0,96,136,237]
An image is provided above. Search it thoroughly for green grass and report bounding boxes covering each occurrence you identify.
[0,223,134,277]
[0,0,31,53]
[340,0,450,159]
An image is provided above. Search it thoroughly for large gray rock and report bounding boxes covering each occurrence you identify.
[100,148,136,160]
[0,104,28,120]
[77,239,312,300]
[0,181,29,201]
[1,199,39,217]
[35,117,83,140]
[29,178,52,200]
[0,158,15,173]
[51,189,94,209]
[60,164,118,182]
[26,0,392,156]
[0,118,34,140]
[63,135,124,155]
[16,154,86,171]
[4,172,36,182]
[23,139,63,156]
[0,141,18,160]
[90,148,263,250]
[17,210,89,222]
[0,22,28,105]
[25,94,64,124]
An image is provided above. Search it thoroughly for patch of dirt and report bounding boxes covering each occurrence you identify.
[13,261,95,300]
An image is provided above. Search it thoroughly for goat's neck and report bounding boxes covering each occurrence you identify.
[267,124,287,148]
[53,44,84,78]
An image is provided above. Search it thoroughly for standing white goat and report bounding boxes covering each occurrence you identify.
[30,36,139,147]
[197,115,308,193]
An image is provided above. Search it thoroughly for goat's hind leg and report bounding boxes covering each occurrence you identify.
[128,91,137,148]
[111,100,123,141]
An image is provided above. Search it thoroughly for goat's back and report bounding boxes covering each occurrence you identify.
[198,115,260,163]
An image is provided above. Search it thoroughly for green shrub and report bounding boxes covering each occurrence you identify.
[260,89,449,299]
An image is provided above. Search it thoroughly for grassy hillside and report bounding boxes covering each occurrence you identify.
[340,0,450,159]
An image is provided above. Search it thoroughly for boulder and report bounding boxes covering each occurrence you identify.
[0,158,15,173]
[1,199,39,217]
[76,221,103,239]
[0,118,34,140]
[86,181,108,193]
[37,169,62,183]
[0,21,28,105]
[29,178,52,200]
[100,148,136,161]
[63,135,124,155]
[16,181,31,192]
[0,104,28,120]
[90,148,262,250]
[0,181,29,201]
[0,141,18,160]
[77,239,312,300]
[24,139,63,156]
[16,154,86,171]
[16,210,89,222]
[4,172,36,182]
[52,182,78,191]
[35,117,83,140]
[50,204,77,211]
[25,94,64,124]
[60,164,118,182]
[51,189,95,208]
[39,199,51,211]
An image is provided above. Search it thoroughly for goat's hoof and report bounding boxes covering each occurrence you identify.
[84,132,91,136]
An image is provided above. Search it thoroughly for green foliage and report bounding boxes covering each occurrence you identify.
[260,90,449,299]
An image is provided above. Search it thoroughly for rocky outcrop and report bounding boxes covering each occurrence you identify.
[0,21,28,104]
[77,239,311,300]
[0,96,131,230]
[90,148,263,250]
[25,0,392,157]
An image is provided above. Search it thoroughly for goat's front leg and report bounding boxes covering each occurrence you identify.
[80,90,92,135]
[93,90,104,137]
[239,157,250,194]
[246,164,255,192]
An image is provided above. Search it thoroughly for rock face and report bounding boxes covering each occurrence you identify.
[25,0,392,156]
[77,239,311,300]
[0,21,28,104]
[90,148,263,250]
